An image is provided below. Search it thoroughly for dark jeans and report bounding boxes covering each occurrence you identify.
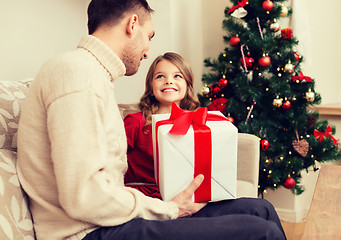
[83,198,286,240]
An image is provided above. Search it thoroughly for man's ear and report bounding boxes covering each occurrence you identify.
[126,14,139,37]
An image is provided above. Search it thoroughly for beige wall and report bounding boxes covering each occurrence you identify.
[0,0,340,105]
[0,0,88,82]
[301,1,341,104]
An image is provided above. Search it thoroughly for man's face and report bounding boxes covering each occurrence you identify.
[122,16,154,76]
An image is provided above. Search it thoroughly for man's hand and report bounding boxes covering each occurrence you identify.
[171,174,207,218]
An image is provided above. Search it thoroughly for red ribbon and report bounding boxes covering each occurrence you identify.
[227,0,249,14]
[292,72,312,83]
[314,125,338,145]
[155,103,228,202]
[281,28,293,39]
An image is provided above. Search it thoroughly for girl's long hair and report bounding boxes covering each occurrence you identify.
[139,52,200,131]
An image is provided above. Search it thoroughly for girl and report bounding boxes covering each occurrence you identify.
[124,52,200,199]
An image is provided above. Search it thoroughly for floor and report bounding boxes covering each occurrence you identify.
[281,221,306,240]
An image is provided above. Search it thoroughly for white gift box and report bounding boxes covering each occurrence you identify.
[152,110,238,202]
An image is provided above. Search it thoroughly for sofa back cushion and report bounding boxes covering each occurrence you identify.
[0,149,35,239]
[118,103,139,119]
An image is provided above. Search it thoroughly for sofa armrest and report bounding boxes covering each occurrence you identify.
[236,133,260,198]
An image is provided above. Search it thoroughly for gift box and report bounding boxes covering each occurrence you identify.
[152,103,238,202]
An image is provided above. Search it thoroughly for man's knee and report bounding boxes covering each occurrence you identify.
[237,198,277,216]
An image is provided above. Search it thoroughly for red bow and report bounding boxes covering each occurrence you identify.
[168,103,208,135]
[227,0,249,14]
[168,103,228,135]
[314,125,338,145]
[292,72,312,83]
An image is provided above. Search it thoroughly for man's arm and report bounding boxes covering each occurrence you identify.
[47,89,179,226]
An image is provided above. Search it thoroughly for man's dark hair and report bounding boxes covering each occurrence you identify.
[87,0,154,34]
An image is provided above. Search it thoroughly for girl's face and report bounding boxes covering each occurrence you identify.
[151,60,187,110]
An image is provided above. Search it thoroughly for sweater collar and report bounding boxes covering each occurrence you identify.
[77,35,126,81]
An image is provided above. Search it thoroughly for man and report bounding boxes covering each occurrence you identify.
[17,0,286,239]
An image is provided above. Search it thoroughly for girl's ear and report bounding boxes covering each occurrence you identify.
[126,14,139,37]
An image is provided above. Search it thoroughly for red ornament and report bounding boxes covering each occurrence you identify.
[281,28,293,39]
[282,100,291,110]
[283,177,295,189]
[258,56,271,68]
[262,0,274,11]
[294,51,302,61]
[230,36,241,46]
[226,116,235,124]
[260,139,270,151]
[218,78,228,88]
[208,98,228,114]
[210,84,221,95]
[241,56,255,70]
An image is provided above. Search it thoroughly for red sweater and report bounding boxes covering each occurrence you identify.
[124,112,162,199]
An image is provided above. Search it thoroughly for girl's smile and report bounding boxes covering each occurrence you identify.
[161,87,178,92]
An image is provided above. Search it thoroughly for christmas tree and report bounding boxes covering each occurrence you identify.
[199,0,341,195]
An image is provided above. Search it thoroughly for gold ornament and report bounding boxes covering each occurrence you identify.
[280,6,289,17]
[284,61,294,74]
[273,97,283,107]
[270,22,280,32]
[201,85,210,95]
[305,89,315,102]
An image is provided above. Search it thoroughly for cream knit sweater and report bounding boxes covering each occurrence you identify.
[17,35,178,240]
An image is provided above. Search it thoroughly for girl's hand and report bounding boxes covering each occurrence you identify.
[171,174,207,218]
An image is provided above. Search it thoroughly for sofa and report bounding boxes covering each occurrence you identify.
[0,79,260,240]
